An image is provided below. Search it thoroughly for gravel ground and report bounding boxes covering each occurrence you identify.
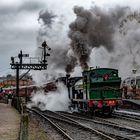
[58,112,140,139]
[52,119,102,140]
[29,113,67,140]
[62,115,139,139]
[105,117,140,130]
[28,115,48,140]
[0,103,20,140]
[78,119,133,138]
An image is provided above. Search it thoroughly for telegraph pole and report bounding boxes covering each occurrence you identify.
[16,63,19,97]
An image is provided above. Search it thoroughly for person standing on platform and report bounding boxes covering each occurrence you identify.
[122,81,128,99]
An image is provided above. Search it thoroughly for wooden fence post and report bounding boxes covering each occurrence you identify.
[20,98,28,140]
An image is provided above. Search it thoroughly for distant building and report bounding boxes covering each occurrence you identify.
[0,75,33,88]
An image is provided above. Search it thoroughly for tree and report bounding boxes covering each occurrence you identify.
[6,74,13,79]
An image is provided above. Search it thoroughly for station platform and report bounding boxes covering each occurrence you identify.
[0,103,20,140]
[121,99,140,111]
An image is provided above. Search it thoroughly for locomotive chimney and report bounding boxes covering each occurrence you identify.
[66,73,70,78]
[66,73,71,99]
[66,73,70,87]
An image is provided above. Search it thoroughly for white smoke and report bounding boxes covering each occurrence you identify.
[28,82,70,111]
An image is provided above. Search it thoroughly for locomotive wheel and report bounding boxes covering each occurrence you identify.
[102,106,114,116]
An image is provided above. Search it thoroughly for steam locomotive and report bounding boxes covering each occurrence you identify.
[66,67,122,115]
[4,67,122,115]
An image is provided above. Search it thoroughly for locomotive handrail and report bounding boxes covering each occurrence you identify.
[90,86,121,90]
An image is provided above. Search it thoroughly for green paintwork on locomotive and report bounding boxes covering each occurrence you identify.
[83,68,122,100]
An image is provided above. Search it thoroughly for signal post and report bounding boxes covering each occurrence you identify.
[10,41,51,140]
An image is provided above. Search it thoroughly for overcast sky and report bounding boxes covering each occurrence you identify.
[0,0,140,76]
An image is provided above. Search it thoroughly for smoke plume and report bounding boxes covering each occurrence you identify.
[88,10,140,78]
[109,12,140,78]
[38,10,56,27]
[36,9,76,74]
[35,4,140,79]
[68,6,130,69]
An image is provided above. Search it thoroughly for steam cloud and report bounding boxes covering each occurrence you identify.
[109,12,140,78]
[37,9,74,74]
[28,82,70,111]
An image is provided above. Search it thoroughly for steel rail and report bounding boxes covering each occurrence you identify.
[112,113,140,123]
[55,111,139,140]
[58,112,140,133]
[113,111,140,120]
[28,108,74,140]
[44,113,115,140]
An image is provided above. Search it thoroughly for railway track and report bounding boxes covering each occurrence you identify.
[112,110,140,123]
[65,110,140,129]
[56,111,140,140]
[93,115,140,130]
[29,108,116,140]
[28,108,73,140]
